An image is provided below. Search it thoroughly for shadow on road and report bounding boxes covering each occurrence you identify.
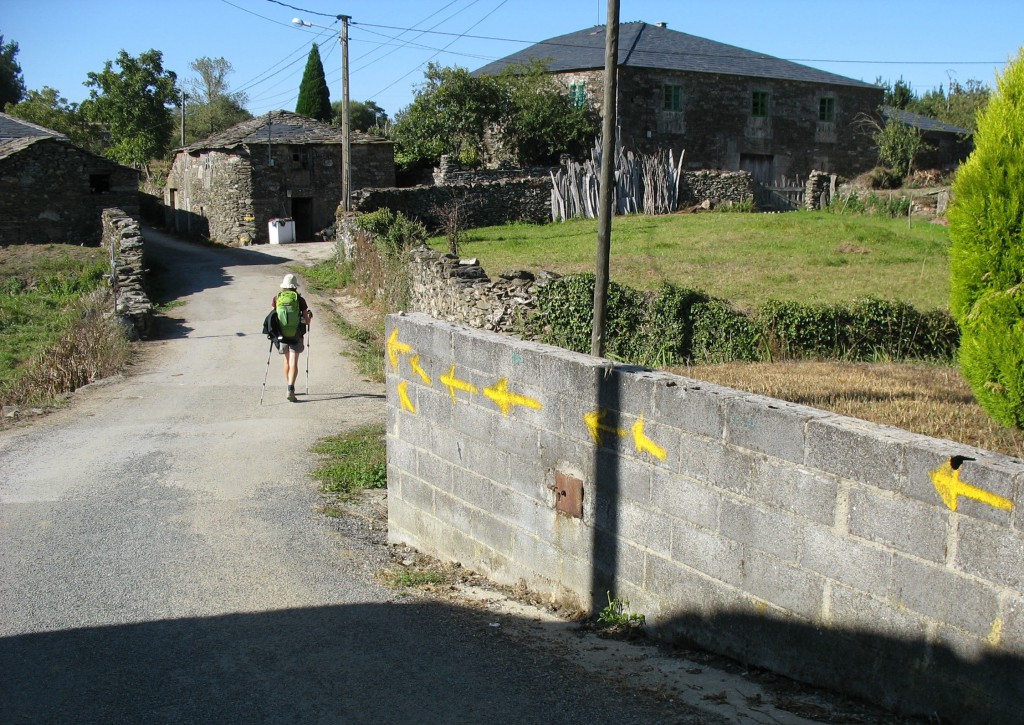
[0,600,684,725]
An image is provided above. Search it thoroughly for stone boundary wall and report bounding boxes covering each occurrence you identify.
[353,178,552,230]
[432,156,556,186]
[406,247,559,333]
[101,208,153,339]
[386,311,1024,723]
[678,170,756,207]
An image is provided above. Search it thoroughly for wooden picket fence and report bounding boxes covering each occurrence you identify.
[550,139,685,221]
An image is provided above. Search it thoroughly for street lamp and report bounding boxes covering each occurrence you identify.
[292,15,352,212]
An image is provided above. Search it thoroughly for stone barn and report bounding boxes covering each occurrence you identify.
[165,111,395,245]
[474,22,884,181]
[882,106,973,171]
[0,112,139,245]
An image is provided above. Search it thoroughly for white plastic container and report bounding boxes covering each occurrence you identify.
[268,218,296,244]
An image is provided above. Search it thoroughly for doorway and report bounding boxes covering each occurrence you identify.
[290,197,314,241]
[739,154,774,185]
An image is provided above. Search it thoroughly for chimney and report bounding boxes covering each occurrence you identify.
[656,21,667,28]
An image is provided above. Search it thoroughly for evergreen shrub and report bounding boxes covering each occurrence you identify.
[948,49,1024,428]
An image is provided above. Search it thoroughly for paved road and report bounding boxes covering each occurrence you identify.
[0,232,701,724]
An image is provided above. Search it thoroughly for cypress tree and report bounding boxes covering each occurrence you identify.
[295,43,331,122]
[948,49,1024,428]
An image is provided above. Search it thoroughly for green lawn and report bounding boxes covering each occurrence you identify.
[429,212,951,310]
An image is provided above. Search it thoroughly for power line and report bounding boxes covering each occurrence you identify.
[353,21,1003,68]
[370,0,511,98]
[262,0,338,20]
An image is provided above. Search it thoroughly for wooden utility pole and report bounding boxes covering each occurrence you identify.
[591,0,619,357]
[340,14,352,212]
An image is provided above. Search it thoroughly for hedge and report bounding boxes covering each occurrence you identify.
[526,274,958,367]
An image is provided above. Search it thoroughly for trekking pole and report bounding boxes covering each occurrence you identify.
[305,324,310,395]
[259,339,274,406]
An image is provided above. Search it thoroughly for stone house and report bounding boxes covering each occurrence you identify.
[0,112,139,245]
[474,22,884,182]
[882,106,973,171]
[165,110,395,245]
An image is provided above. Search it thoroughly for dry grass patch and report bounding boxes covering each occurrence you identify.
[670,361,1024,460]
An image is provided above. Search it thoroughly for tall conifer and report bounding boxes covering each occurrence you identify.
[948,49,1024,428]
[295,43,331,122]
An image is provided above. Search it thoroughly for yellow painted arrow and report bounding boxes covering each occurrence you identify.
[484,378,543,417]
[440,364,478,404]
[409,355,432,385]
[398,380,416,413]
[632,418,667,460]
[387,328,413,372]
[930,460,1013,512]
[584,409,626,445]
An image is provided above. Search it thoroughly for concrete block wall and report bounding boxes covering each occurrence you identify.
[386,312,1024,723]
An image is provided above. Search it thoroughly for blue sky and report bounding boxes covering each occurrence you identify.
[3,0,1021,120]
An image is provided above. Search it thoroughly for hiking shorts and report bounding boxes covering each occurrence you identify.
[276,338,305,354]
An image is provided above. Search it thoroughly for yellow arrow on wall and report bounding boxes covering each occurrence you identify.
[929,459,1013,512]
[632,418,667,461]
[584,409,626,445]
[440,364,477,404]
[484,378,542,416]
[398,380,416,413]
[387,328,412,372]
[409,355,432,385]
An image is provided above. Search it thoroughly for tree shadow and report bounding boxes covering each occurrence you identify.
[0,601,683,725]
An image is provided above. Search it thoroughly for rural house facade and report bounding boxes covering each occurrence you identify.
[165,110,395,245]
[0,112,139,245]
[474,22,884,182]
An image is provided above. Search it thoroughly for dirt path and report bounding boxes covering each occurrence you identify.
[0,232,717,724]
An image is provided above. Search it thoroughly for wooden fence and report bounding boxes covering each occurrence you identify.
[550,139,684,221]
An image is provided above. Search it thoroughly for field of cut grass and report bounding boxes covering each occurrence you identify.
[429,211,951,310]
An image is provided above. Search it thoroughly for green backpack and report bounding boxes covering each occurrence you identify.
[275,289,302,341]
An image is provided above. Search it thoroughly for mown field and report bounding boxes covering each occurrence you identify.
[421,211,1024,458]
[429,211,951,310]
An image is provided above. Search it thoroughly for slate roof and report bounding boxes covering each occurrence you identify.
[0,112,67,140]
[882,106,972,135]
[474,22,878,89]
[180,110,390,152]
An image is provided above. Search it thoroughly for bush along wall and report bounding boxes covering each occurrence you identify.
[524,274,958,366]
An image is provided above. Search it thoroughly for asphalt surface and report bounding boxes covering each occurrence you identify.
[0,231,707,724]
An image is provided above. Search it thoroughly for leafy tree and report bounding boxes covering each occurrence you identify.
[332,99,388,131]
[913,79,989,132]
[295,43,331,122]
[496,60,598,166]
[0,33,25,108]
[179,56,251,143]
[873,116,930,179]
[948,50,1024,428]
[391,61,599,171]
[4,86,105,154]
[878,77,913,109]
[83,49,178,172]
[391,63,504,169]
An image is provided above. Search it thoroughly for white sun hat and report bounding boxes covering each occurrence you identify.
[280,273,298,289]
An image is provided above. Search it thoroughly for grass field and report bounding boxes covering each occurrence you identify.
[421,210,1024,458]
[429,211,951,310]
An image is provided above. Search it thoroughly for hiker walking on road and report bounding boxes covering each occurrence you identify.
[272,274,312,402]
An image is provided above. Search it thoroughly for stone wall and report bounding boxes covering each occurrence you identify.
[432,155,556,185]
[165,140,395,246]
[354,178,552,230]
[386,311,1024,724]
[406,247,559,332]
[0,139,139,245]
[678,170,756,206]
[101,208,152,338]
[554,67,883,179]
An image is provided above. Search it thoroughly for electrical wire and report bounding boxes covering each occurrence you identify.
[369,0,511,98]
